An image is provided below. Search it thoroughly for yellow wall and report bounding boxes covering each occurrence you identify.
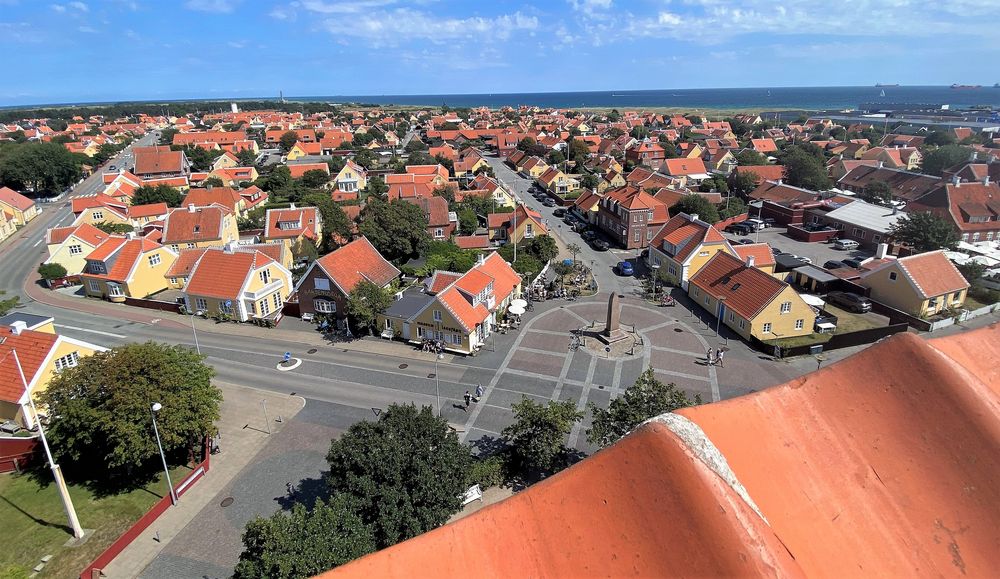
[82,246,175,298]
[409,302,474,353]
[526,163,548,179]
[688,283,815,341]
[863,263,967,316]
[334,164,367,191]
[0,201,39,226]
[74,208,129,227]
[187,262,290,321]
[286,144,308,160]
[649,241,732,285]
[46,238,98,275]
[213,154,238,170]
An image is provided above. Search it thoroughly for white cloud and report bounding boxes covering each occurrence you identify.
[318,9,538,45]
[50,4,66,12]
[569,0,612,13]
[183,0,238,14]
[68,1,88,11]
[227,40,246,48]
[0,21,41,43]
[269,6,294,20]
[300,0,397,14]
[77,25,96,32]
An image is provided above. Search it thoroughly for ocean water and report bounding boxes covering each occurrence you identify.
[297,86,1000,111]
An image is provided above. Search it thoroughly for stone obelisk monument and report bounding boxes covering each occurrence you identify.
[601,293,626,344]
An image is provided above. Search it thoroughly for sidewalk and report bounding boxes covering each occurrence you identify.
[100,382,304,579]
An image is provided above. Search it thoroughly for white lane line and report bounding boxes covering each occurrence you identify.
[32,239,42,247]
[55,324,127,339]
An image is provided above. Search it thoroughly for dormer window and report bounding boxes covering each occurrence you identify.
[193,225,200,233]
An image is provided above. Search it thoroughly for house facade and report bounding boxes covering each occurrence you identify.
[294,236,399,320]
[859,251,969,317]
[81,235,177,300]
[0,186,39,226]
[183,247,293,322]
[647,212,733,289]
[596,185,669,249]
[161,204,239,251]
[44,223,110,275]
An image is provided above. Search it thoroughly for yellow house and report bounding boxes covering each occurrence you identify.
[647,213,734,290]
[378,253,522,354]
[688,251,816,342]
[70,195,131,228]
[212,151,240,170]
[0,316,107,427]
[209,166,259,186]
[519,157,549,179]
[682,143,705,159]
[0,186,40,226]
[598,170,626,193]
[81,235,177,301]
[0,209,17,244]
[859,251,969,317]
[332,160,368,194]
[286,141,322,161]
[183,247,293,322]
[45,223,112,275]
[538,166,578,195]
[487,204,548,245]
[161,205,239,251]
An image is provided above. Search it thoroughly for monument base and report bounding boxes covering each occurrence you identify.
[592,322,631,345]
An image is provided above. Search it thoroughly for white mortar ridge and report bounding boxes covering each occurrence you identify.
[643,412,768,524]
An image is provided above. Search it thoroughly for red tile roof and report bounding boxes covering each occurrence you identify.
[426,271,463,295]
[866,250,970,298]
[265,207,320,240]
[400,196,450,227]
[85,236,163,282]
[134,147,186,176]
[128,202,169,219]
[436,286,489,332]
[312,236,399,295]
[183,187,242,213]
[0,327,59,403]
[663,157,708,176]
[46,222,108,246]
[732,243,775,268]
[287,163,329,179]
[164,247,208,279]
[162,205,229,244]
[0,186,36,211]
[185,248,274,301]
[650,213,728,263]
[454,235,490,249]
[734,165,785,182]
[689,251,789,320]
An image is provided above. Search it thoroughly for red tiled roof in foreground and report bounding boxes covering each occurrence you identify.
[322,324,1000,578]
[0,327,59,403]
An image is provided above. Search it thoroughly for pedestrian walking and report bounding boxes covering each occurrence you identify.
[706,347,714,366]
[475,383,484,401]
[715,349,725,368]
[464,391,472,408]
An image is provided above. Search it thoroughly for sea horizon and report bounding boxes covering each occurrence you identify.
[3,84,1000,112]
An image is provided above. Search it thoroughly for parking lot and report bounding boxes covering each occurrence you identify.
[721,227,874,267]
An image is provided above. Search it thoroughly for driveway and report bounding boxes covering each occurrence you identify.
[722,227,874,266]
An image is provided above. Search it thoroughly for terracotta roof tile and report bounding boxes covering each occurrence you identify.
[185,248,273,301]
[0,327,59,403]
[313,236,399,294]
[0,186,36,211]
[689,251,788,319]
[162,205,229,244]
[878,250,969,298]
[732,243,775,268]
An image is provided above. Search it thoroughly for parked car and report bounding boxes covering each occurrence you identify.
[842,258,863,269]
[725,223,752,235]
[591,239,610,251]
[563,215,575,225]
[823,260,845,270]
[553,208,566,217]
[109,165,117,171]
[798,256,813,264]
[543,199,557,207]
[737,238,756,245]
[581,230,597,241]
[616,261,634,276]
[771,247,784,255]
[762,217,776,228]
[833,239,860,250]
[826,291,872,313]
[573,221,589,233]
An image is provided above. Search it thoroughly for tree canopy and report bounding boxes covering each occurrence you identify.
[728,170,761,197]
[669,194,720,223]
[734,149,768,166]
[358,198,429,263]
[502,397,582,475]
[37,262,68,281]
[40,342,222,489]
[346,279,394,334]
[861,180,892,205]
[326,404,472,549]
[301,191,352,250]
[588,368,701,448]
[93,221,135,234]
[279,131,299,152]
[300,169,331,188]
[889,211,960,252]
[779,146,831,190]
[0,141,83,194]
[234,496,376,579]
[0,290,19,317]
[132,184,183,207]
[921,144,973,176]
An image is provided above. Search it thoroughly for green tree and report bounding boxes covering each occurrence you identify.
[352,148,377,170]
[133,184,183,207]
[432,185,455,204]
[502,397,583,475]
[699,174,729,194]
[497,244,542,282]
[364,176,388,198]
[40,342,222,488]
[547,149,565,166]
[234,496,376,579]
[921,144,973,176]
[279,131,299,152]
[183,145,223,172]
[404,139,427,153]
[302,191,352,249]
[93,221,135,234]
[956,261,986,284]
[526,234,558,262]
[236,149,258,167]
[567,243,582,266]
[346,279,393,334]
[567,139,591,164]
[158,128,178,146]
[580,174,599,190]
[516,137,536,152]
[728,170,762,197]
[889,211,960,252]
[587,368,701,448]
[358,198,429,263]
[300,169,330,188]
[718,196,747,220]
[861,180,892,205]
[202,176,225,188]
[37,262,68,280]
[0,290,19,316]
[629,126,649,140]
[669,194,720,223]
[924,130,956,147]
[326,404,472,549]
[238,206,266,231]
[779,147,831,190]
[0,141,83,193]
[256,165,292,192]
[734,149,768,166]
[457,206,477,235]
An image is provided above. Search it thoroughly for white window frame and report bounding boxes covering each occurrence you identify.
[69,244,83,255]
[108,283,124,297]
[739,319,746,329]
[92,210,104,220]
[148,253,161,267]
[259,297,271,316]
[314,277,331,291]
[171,244,179,252]
[762,322,772,333]
[88,279,100,293]
[780,301,792,314]
[795,319,804,330]
[259,270,271,284]
[54,351,79,372]
[273,292,282,309]
[433,309,442,321]
[196,297,208,311]
[313,298,336,313]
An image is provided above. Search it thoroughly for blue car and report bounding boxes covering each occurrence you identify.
[616,261,634,276]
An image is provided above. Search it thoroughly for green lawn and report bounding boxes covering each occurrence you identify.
[0,465,192,579]
[763,333,832,348]
[823,304,882,333]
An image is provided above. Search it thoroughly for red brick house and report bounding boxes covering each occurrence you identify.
[596,185,670,249]
[293,236,399,320]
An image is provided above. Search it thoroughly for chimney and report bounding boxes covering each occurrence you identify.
[688,213,699,222]
[875,243,889,259]
[952,174,961,187]
[206,183,213,191]
[746,255,756,268]
[984,175,991,186]
[188,203,196,212]
[10,321,27,336]
[125,231,136,240]
[776,178,783,186]
[877,160,883,169]
[477,253,486,266]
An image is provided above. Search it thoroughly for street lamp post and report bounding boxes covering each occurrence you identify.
[651,263,660,302]
[715,296,727,337]
[434,353,444,416]
[150,403,178,505]
[186,298,201,355]
[12,350,84,539]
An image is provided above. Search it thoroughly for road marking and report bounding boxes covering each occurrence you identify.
[32,239,42,247]
[54,325,127,339]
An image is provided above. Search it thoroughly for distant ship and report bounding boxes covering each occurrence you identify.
[951,84,981,89]
[879,89,886,97]
[875,83,899,87]
[994,83,999,88]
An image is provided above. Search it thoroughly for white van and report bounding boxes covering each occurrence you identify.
[745,218,765,231]
[833,239,859,250]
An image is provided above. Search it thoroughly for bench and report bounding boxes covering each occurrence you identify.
[461,484,483,506]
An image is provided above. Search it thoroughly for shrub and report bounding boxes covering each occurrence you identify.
[467,454,506,489]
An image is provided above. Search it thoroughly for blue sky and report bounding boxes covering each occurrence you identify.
[1,0,998,106]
